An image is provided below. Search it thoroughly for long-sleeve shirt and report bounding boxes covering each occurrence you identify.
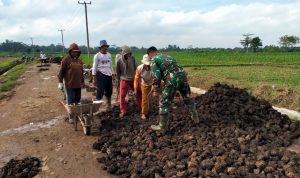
[58,55,84,89]
[134,64,153,91]
[150,54,185,91]
[92,52,113,76]
[116,56,137,81]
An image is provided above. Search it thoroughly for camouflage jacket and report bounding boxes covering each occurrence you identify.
[150,54,185,91]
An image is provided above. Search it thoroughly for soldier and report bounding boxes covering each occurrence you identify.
[147,46,199,133]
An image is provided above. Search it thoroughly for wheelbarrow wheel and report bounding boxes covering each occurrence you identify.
[74,116,78,131]
[83,115,91,136]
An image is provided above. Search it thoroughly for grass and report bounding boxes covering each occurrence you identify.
[186,65,300,111]
[0,63,28,98]
[0,57,19,69]
[168,51,300,66]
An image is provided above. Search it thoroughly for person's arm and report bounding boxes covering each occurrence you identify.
[134,68,140,92]
[91,54,98,86]
[81,61,85,87]
[151,61,162,92]
[116,59,121,81]
[110,53,115,74]
[58,57,67,83]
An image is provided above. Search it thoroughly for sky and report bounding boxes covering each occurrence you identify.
[0,0,299,48]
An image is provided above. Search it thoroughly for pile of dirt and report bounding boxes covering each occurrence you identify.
[0,157,41,178]
[93,83,300,178]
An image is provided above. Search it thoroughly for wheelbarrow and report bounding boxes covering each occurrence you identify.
[61,100,103,135]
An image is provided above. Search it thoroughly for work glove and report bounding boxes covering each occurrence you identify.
[58,83,64,90]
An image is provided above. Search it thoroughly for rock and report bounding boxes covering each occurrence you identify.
[255,160,266,170]
[166,161,176,169]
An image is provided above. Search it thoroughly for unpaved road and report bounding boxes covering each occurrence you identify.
[0,64,113,177]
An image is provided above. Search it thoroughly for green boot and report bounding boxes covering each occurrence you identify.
[151,114,168,134]
[190,105,199,123]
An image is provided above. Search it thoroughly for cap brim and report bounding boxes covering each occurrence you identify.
[99,45,109,48]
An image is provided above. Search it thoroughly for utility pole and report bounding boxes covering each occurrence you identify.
[78,1,91,61]
[30,37,34,58]
[58,29,65,55]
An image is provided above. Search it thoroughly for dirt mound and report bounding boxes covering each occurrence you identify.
[93,83,300,177]
[0,157,41,178]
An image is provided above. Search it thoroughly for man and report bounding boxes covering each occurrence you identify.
[116,45,137,118]
[134,54,153,119]
[58,43,84,123]
[147,46,199,133]
[114,47,122,102]
[40,51,47,64]
[92,40,114,110]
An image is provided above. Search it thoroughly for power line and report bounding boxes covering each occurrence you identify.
[58,29,65,54]
[78,1,91,61]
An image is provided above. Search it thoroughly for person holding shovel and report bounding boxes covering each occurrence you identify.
[134,54,153,119]
[91,40,114,111]
[147,46,199,133]
[58,43,85,123]
[116,45,137,118]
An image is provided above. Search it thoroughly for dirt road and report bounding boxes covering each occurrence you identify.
[0,64,113,177]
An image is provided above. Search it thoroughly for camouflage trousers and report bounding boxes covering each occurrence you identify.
[159,73,194,115]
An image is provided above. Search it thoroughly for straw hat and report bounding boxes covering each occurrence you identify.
[141,54,150,65]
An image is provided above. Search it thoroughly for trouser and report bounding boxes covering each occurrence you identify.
[159,74,194,115]
[96,72,112,100]
[66,88,81,104]
[119,80,135,113]
[141,84,152,115]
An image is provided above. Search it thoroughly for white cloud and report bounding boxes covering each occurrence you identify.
[0,0,300,48]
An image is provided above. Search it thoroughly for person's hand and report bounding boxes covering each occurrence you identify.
[148,87,153,97]
[58,83,63,90]
[112,74,116,82]
[82,83,86,88]
[134,89,138,95]
[92,78,96,87]
[153,91,160,97]
[92,75,96,87]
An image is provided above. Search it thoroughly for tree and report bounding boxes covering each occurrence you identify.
[240,33,254,52]
[278,35,300,49]
[250,36,262,52]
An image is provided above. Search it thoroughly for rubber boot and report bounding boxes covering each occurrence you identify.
[150,114,168,134]
[106,96,112,111]
[189,105,199,123]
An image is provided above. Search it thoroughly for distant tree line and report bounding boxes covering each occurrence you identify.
[240,34,300,52]
[1,34,300,56]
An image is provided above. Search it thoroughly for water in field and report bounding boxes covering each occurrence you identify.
[0,115,65,136]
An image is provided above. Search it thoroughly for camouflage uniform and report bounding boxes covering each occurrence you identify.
[150,54,199,133]
[151,54,193,114]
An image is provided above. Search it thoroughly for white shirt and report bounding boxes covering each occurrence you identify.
[40,54,46,59]
[92,52,113,76]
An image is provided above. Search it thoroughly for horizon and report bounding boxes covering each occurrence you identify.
[1,0,300,48]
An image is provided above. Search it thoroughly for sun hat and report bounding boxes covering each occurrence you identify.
[141,54,150,65]
[99,40,109,48]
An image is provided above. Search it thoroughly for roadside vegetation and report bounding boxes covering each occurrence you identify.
[0,58,28,99]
